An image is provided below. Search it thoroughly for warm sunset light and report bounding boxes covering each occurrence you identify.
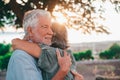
[0,0,120,44]
[1,1,120,80]
[52,11,67,24]
[51,1,120,43]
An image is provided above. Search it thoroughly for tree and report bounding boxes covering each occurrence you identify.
[0,43,12,70]
[84,50,94,60]
[109,43,120,58]
[0,0,119,33]
[99,43,120,59]
[0,0,59,28]
[99,50,114,59]
[0,43,11,56]
[73,49,94,61]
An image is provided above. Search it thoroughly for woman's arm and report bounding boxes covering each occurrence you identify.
[12,39,73,80]
[68,50,84,80]
[71,70,84,80]
[52,49,72,80]
[12,38,41,58]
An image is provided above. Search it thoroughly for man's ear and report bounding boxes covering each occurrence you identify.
[27,27,33,37]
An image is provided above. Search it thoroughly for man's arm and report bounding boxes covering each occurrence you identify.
[12,39,72,80]
[12,38,41,58]
[6,50,43,80]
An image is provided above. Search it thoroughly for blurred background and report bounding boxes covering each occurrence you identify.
[0,0,120,80]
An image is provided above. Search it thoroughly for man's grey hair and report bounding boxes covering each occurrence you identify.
[23,9,51,34]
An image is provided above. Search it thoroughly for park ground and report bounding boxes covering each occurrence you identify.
[0,59,120,80]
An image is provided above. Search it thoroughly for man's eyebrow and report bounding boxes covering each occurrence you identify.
[41,25,48,27]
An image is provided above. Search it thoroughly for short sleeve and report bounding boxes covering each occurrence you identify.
[6,50,43,80]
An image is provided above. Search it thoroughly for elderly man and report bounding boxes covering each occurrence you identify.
[6,9,72,80]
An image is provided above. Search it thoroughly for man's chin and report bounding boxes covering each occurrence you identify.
[44,41,51,46]
[47,43,51,46]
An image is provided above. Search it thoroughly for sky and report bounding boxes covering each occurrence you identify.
[0,12,119,44]
[0,1,120,43]
[67,1,120,43]
[67,13,120,43]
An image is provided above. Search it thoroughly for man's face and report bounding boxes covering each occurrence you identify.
[30,16,53,45]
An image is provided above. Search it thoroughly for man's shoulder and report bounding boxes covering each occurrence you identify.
[11,49,34,61]
[12,49,30,57]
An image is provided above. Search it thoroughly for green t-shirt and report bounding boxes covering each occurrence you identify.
[38,44,76,80]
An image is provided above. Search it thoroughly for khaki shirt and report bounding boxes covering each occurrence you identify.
[38,44,76,80]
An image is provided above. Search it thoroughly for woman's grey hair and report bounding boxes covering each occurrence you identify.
[51,22,69,49]
[23,9,51,34]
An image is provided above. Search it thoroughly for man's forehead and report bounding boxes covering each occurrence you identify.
[38,19,52,25]
[37,22,52,28]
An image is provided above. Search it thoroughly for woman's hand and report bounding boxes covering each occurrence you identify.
[71,70,84,80]
[52,49,72,80]
[56,49,72,74]
[12,38,22,50]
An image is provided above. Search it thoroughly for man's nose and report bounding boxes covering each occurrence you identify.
[48,28,53,35]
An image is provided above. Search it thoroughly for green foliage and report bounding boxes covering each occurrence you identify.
[0,53,12,70]
[73,53,79,61]
[73,50,94,61]
[0,0,119,33]
[0,43,11,56]
[99,50,114,59]
[78,52,85,60]
[84,50,93,59]
[99,43,120,59]
[0,43,12,70]
[109,43,120,59]
[0,0,16,27]
[74,43,120,60]
[109,43,120,53]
